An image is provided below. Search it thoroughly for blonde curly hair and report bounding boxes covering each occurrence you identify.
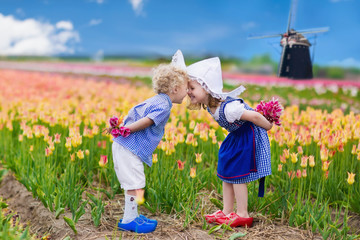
[152,64,188,94]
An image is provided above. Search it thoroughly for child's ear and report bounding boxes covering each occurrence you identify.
[172,86,178,94]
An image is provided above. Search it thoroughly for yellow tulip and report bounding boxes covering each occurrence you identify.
[195,153,203,163]
[211,136,217,144]
[347,172,355,185]
[322,161,331,172]
[152,153,158,164]
[308,155,315,167]
[283,149,290,159]
[352,145,357,155]
[320,147,329,162]
[280,154,287,164]
[189,120,195,130]
[65,137,72,149]
[290,153,298,163]
[190,167,196,178]
[77,150,84,159]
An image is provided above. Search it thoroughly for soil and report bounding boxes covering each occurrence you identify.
[0,172,326,240]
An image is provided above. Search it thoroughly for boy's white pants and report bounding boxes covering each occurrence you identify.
[112,142,146,190]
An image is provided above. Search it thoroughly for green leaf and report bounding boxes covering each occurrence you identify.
[19,227,29,240]
[99,188,112,199]
[208,224,222,235]
[210,198,223,210]
[0,202,8,209]
[229,231,247,240]
[75,200,89,223]
[64,216,77,234]
[86,192,99,205]
[55,207,65,219]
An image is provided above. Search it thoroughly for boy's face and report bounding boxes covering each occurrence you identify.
[172,80,189,104]
[187,80,208,105]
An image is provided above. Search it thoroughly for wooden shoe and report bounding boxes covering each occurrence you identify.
[204,210,226,223]
[118,217,157,233]
[215,212,253,227]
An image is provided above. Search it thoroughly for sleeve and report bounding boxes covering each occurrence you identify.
[224,101,245,123]
[145,103,171,126]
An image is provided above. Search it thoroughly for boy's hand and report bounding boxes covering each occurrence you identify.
[119,126,131,137]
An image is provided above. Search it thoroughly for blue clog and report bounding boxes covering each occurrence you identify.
[118,217,157,233]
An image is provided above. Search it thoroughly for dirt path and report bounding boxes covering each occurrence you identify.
[1,172,323,240]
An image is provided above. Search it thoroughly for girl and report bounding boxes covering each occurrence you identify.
[186,57,273,228]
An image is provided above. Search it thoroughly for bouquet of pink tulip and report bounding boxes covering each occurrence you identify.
[104,116,131,138]
[255,98,283,126]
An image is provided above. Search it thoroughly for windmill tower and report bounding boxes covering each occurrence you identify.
[248,0,329,79]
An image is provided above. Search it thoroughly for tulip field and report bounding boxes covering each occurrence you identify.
[0,66,360,239]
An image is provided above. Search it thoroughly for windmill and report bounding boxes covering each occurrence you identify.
[248,0,329,79]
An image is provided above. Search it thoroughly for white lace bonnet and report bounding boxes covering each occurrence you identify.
[171,49,187,70]
[187,57,246,100]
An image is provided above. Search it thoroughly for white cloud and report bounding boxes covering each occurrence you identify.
[328,58,360,68]
[89,19,102,26]
[0,14,80,56]
[129,0,144,15]
[56,21,73,30]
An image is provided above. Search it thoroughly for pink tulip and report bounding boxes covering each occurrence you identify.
[109,116,119,128]
[99,155,108,167]
[177,160,185,170]
[119,126,131,137]
[111,128,121,138]
[255,97,283,126]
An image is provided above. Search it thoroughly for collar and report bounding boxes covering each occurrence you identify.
[158,93,173,108]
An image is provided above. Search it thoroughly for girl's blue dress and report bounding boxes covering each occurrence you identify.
[208,97,272,197]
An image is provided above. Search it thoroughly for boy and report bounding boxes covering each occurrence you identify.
[113,50,188,233]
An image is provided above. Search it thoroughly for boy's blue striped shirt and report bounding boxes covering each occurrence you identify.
[113,93,172,167]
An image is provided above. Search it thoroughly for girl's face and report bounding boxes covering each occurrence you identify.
[187,80,209,105]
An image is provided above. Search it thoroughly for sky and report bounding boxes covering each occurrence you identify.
[1,0,360,67]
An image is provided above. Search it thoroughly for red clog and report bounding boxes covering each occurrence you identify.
[204,210,226,223]
[216,212,253,227]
